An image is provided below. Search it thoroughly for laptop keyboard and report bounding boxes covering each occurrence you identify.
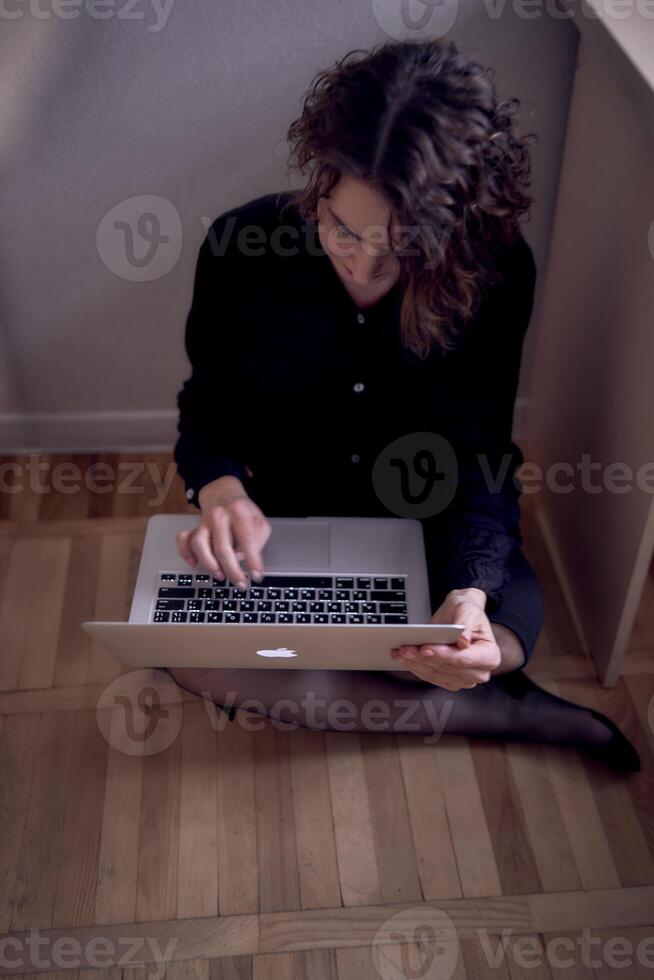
[151,573,409,624]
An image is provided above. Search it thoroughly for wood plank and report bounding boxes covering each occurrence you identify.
[0,537,42,691]
[253,724,301,914]
[336,943,444,980]
[377,941,466,980]
[0,680,198,714]
[18,536,71,690]
[136,703,182,922]
[0,713,40,932]
[625,570,654,656]
[84,452,122,521]
[335,945,387,980]
[288,728,341,910]
[11,711,76,930]
[37,453,96,522]
[362,733,422,904]
[543,680,621,890]
[507,742,581,893]
[134,451,183,516]
[529,886,654,932]
[53,533,102,688]
[461,930,515,978]
[94,706,145,925]
[252,952,295,980]
[324,731,381,907]
[79,968,123,980]
[10,516,149,537]
[294,949,338,979]
[258,895,531,953]
[0,529,15,599]
[396,733,462,900]
[52,709,108,928]
[0,914,259,971]
[472,739,542,897]
[178,700,219,920]
[591,925,654,979]
[155,959,210,980]
[4,454,41,523]
[216,705,259,916]
[619,657,654,676]
[565,678,654,888]
[435,735,502,897]
[607,674,654,761]
[492,933,553,979]
[86,533,132,686]
[209,955,254,980]
[0,518,18,536]
[622,673,654,869]
[110,452,151,519]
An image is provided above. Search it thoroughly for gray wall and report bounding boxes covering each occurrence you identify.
[0,0,578,452]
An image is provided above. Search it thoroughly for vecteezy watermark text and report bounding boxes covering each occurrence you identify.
[370,0,654,46]
[0,929,178,977]
[0,0,176,32]
[198,688,457,746]
[0,455,177,508]
[97,670,458,754]
[372,433,654,520]
[95,194,445,282]
[4,445,654,516]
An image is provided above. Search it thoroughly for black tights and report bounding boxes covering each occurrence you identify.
[163,550,640,770]
[164,647,626,762]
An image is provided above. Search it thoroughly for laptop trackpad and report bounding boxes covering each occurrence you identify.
[261,520,331,568]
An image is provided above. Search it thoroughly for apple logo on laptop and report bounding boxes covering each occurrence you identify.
[256,647,298,658]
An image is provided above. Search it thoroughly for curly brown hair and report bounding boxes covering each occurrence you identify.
[279,37,537,359]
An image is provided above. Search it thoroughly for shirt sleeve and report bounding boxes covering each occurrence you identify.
[421,234,537,612]
[173,216,254,510]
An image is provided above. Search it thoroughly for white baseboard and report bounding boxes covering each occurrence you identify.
[0,398,528,455]
[0,411,179,454]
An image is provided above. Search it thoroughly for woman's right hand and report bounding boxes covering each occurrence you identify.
[176,475,271,588]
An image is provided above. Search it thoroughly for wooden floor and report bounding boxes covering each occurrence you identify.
[1,452,653,979]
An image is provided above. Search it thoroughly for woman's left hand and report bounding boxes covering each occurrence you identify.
[389,588,502,690]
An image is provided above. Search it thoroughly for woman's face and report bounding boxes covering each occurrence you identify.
[316,175,402,306]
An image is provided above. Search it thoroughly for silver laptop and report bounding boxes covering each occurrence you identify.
[81,514,464,669]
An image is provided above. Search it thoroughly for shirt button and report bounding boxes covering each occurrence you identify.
[353,382,365,393]
[357,313,365,324]
[350,454,360,464]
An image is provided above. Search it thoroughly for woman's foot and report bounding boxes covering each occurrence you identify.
[586,709,641,772]
[490,670,641,772]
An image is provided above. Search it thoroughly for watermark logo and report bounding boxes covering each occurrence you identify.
[0,0,177,33]
[372,431,458,519]
[372,0,654,34]
[371,906,460,979]
[371,0,460,41]
[96,668,182,756]
[96,194,182,281]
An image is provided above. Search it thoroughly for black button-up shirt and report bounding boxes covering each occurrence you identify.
[173,190,537,612]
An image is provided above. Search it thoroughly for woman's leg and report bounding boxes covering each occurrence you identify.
[165,656,638,769]
[164,549,640,770]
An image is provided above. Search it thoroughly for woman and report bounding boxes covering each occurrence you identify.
[166,38,639,771]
